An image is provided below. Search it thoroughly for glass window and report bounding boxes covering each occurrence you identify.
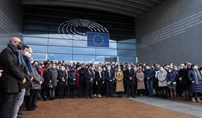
[118,56,136,63]
[0,36,10,45]
[117,43,136,49]
[109,42,117,49]
[73,55,95,62]
[32,53,47,60]
[118,39,136,43]
[28,45,47,53]
[95,56,105,62]
[73,40,87,47]
[22,37,48,45]
[73,48,95,55]
[117,49,136,57]
[48,54,72,61]
[96,56,117,62]
[22,30,48,38]
[49,32,65,39]
[96,49,117,56]
[0,45,6,51]
[23,23,48,31]
[48,39,72,46]
[48,46,72,54]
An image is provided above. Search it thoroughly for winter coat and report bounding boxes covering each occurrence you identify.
[115,70,124,92]
[136,70,145,90]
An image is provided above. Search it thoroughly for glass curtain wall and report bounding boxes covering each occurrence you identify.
[22,6,136,63]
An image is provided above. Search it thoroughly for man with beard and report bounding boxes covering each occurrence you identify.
[0,37,27,118]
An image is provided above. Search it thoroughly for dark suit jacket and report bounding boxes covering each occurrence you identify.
[0,44,25,93]
[95,71,104,83]
[125,69,136,85]
[104,70,114,82]
[85,70,93,83]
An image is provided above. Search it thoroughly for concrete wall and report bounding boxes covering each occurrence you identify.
[0,0,22,51]
[136,0,202,65]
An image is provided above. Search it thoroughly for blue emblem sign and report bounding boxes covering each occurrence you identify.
[87,32,109,47]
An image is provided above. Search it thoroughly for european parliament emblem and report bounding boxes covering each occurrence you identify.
[87,32,109,47]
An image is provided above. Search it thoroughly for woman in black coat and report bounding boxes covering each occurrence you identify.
[95,66,104,98]
[68,67,78,98]
[57,65,67,99]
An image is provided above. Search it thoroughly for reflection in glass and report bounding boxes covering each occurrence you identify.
[117,43,136,49]
[117,49,136,57]
[73,48,95,55]
[48,54,72,60]
[48,46,72,54]
[23,37,48,45]
[96,49,117,56]
[48,39,72,46]
[118,56,136,63]
[28,45,47,53]
[23,30,48,38]
[32,53,47,60]
[73,55,95,62]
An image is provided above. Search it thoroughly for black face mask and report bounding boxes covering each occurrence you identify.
[17,43,23,50]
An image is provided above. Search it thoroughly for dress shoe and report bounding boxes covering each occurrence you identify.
[17,114,24,118]
[26,107,36,111]
[34,105,38,108]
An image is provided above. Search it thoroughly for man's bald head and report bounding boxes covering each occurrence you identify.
[9,37,21,47]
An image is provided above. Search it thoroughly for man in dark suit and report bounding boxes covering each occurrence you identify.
[105,65,114,97]
[125,64,136,98]
[79,64,86,98]
[0,37,27,118]
[85,65,94,98]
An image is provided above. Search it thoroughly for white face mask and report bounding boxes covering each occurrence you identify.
[193,66,198,69]
[61,67,65,71]
[24,51,32,58]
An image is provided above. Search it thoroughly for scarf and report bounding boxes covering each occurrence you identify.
[8,44,26,68]
[26,56,35,76]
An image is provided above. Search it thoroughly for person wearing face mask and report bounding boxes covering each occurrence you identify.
[156,66,168,98]
[188,64,202,102]
[105,65,115,97]
[42,62,53,101]
[101,66,107,96]
[0,37,27,118]
[57,65,67,99]
[49,63,58,99]
[136,66,145,96]
[78,64,86,98]
[68,66,78,98]
[85,65,94,98]
[19,45,38,113]
[115,66,124,97]
[178,63,192,101]
[167,67,177,100]
[95,66,104,98]
[125,64,136,98]
[144,65,155,97]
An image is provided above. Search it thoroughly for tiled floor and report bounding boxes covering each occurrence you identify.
[24,98,201,118]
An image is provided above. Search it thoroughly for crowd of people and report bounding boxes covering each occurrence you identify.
[0,37,202,118]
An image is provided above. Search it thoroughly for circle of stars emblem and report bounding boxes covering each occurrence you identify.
[92,34,105,46]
